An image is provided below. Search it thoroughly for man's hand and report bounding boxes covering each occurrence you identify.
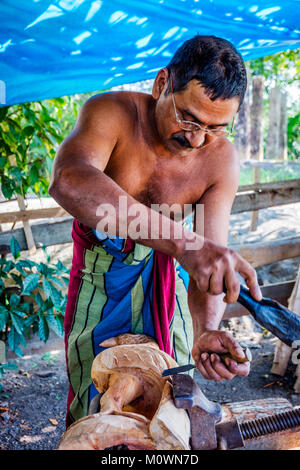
[177,234,262,304]
[192,330,250,381]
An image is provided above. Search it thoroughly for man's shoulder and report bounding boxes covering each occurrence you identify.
[80,91,146,120]
[214,137,239,161]
[202,137,239,189]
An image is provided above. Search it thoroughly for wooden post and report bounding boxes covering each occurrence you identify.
[250,75,264,161]
[8,155,36,255]
[249,165,261,232]
[271,266,300,384]
[279,91,288,161]
[234,72,250,160]
[15,193,36,255]
[290,267,300,393]
[266,86,281,159]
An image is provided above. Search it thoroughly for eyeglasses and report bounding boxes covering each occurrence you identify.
[169,73,235,137]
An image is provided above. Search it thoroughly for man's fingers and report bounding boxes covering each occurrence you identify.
[237,257,262,301]
[208,272,224,296]
[196,360,211,380]
[199,353,224,381]
[219,331,246,360]
[224,357,250,377]
[223,269,240,303]
[211,354,235,380]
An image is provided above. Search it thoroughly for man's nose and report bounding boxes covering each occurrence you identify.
[185,130,206,149]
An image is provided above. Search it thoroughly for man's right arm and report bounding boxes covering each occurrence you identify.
[49,94,188,257]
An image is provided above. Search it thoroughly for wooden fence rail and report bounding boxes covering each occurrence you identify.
[0,178,300,254]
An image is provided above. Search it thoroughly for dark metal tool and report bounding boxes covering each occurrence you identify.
[172,374,300,450]
[162,343,252,377]
[236,284,300,347]
[172,373,223,450]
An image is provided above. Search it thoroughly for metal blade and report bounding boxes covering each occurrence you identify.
[161,363,195,377]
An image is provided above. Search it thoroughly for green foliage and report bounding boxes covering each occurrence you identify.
[248,48,300,86]
[0,236,69,357]
[247,48,300,160]
[287,112,300,160]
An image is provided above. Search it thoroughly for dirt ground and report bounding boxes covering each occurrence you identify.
[0,202,300,450]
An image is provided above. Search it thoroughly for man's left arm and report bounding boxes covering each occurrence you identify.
[189,144,251,381]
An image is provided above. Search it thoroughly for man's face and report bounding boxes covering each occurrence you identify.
[154,76,240,157]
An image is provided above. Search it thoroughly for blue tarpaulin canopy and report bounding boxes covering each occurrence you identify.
[0,0,300,106]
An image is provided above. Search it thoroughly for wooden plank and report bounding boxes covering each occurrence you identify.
[223,280,295,319]
[231,184,300,214]
[0,206,69,224]
[232,236,300,268]
[0,218,73,253]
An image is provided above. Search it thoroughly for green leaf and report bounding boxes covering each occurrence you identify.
[47,275,65,289]
[0,106,9,121]
[0,155,6,168]
[1,180,13,199]
[7,328,24,357]
[23,125,35,137]
[17,259,37,270]
[10,273,23,288]
[10,312,23,335]
[17,302,32,314]
[3,260,14,273]
[0,310,8,331]
[34,291,44,308]
[22,273,39,294]
[9,293,20,309]
[10,236,21,260]
[56,260,69,273]
[8,166,23,181]
[55,315,64,337]
[42,278,61,307]
[45,309,62,337]
[28,165,39,186]
[23,314,36,329]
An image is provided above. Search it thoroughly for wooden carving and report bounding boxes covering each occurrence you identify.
[58,334,191,450]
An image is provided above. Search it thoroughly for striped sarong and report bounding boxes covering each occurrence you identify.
[64,219,193,428]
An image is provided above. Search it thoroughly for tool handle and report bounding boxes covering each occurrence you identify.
[219,346,252,364]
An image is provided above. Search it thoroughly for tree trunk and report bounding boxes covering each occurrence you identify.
[266,86,281,159]
[250,75,264,161]
[234,77,250,160]
[279,91,288,160]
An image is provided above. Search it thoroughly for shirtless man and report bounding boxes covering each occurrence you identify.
[49,36,262,423]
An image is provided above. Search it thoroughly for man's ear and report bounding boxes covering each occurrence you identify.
[152,68,169,99]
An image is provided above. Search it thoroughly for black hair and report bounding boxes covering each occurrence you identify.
[166,35,247,107]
